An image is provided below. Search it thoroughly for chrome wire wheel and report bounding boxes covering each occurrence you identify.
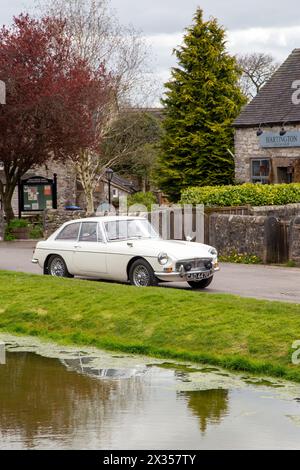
[132,264,151,287]
[49,256,66,277]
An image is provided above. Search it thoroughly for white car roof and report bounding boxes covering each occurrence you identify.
[64,216,146,225]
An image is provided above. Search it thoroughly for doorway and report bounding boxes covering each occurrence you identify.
[277,167,293,184]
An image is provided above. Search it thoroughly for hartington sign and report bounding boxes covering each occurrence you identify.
[260,131,300,148]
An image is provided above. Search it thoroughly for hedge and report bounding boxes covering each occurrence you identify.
[180,183,300,207]
[127,192,157,211]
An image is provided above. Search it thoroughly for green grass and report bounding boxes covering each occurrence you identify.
[1,270,300,381]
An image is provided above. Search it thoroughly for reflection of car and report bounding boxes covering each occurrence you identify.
[32,216,220,289]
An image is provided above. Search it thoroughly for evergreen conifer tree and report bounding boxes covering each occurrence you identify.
[158,8,246,201]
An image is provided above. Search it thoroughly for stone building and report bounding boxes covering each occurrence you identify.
[234,48,300,184]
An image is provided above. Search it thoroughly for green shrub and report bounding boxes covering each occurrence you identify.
[127,192,157,211]
[180,183,300,207]
[29,224,44,239]
[4,218,43,241]
[4,232,16,241]
[286,260,297,268]
[8,218,29,229]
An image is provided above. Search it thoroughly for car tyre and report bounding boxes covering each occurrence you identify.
[129,259,158,287]
[187,276,213,290]
[47,255,73,278]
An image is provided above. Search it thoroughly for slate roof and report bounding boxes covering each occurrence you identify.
[104,173,138,193]
[234,49,300,128]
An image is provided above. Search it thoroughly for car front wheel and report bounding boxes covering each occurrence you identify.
[47,255,73,278]
[129,259,158,287]
[187,276,213,290]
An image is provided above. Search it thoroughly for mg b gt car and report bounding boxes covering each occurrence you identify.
[32,216,220,289]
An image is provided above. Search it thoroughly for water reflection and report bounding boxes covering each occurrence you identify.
[0,352,146,449]
[1,350,300,449]
[179,390,230,433]
[61,356,147,379]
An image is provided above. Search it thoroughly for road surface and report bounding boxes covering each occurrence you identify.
[0,241,299,303]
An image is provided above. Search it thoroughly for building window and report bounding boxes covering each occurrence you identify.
[251,159,270,184]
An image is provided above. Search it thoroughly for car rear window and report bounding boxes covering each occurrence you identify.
[79,222,98,242]
[56,223,81,241]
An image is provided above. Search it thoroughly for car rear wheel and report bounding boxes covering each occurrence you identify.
[47,255,73,278]
[187,276,213,290]
[129,259,158,287]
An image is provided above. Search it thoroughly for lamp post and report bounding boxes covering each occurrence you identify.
[106,168,114,206]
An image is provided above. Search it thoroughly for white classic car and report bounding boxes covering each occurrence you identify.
[32,216,220,289]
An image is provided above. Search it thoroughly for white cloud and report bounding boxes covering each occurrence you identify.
[227,26,300,60]
[3,1,300,105]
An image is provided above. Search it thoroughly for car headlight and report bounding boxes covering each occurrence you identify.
[158,252,169,265]
[209,247,218,257]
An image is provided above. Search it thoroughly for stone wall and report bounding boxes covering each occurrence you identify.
[250,203,300,219]
[207,210,300,265]
[209,214,268,261]
[43,209,87,238]
[289,217,300,264]
[234,124,300,183]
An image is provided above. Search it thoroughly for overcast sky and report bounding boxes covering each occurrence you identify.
[1,0,300,104]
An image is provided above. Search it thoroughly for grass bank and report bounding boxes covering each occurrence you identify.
[1,271,300,382]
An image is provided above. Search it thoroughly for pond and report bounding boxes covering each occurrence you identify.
[1,334,300,449]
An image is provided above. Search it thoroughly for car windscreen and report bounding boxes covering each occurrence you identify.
[104,219,158,241]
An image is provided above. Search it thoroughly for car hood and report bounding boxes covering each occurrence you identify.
[111,239,214,260]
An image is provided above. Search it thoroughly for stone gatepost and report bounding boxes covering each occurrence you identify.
[289,216,300,265]
[0,209,4,242]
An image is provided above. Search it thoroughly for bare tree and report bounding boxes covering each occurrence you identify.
[36,0,154,213]
[237,52,279,100]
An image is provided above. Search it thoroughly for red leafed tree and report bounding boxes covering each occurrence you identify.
[0,14,112,220]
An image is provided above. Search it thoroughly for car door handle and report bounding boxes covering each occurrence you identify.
[74,244,81,249]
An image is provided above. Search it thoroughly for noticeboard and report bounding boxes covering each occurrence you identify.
[19,175,57,213]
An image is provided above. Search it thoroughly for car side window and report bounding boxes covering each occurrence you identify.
[79,222,99,242]
[56,222,81,241]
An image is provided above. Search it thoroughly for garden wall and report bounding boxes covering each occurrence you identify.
[208,212,300,265]
[249,203,300,219]
[43,209,87,238]
[289,217,300,264]
[208,214,277,263]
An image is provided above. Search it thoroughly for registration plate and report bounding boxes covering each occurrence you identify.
[186,270,213,281]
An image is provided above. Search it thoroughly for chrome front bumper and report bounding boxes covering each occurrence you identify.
[154,263,220,282]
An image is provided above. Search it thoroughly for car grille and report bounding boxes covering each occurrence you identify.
[175,258,213,272]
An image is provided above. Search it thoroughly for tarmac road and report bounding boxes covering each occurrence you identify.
[0,241,299,303]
